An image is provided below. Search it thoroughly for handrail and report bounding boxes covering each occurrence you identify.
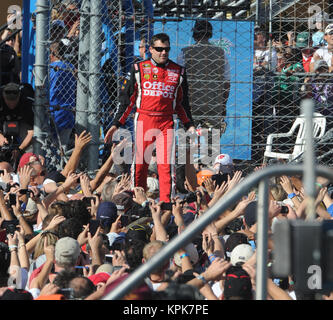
[0,28,22,47]
[103,163,333,300]
[0,21,10,36]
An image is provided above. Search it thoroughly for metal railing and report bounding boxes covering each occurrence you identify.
[103,163,333,300]
[103,99,333,300]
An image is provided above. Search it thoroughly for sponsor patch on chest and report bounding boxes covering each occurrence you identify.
[142,81,176,98]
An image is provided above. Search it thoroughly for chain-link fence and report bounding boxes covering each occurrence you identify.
[32,0,333,174]
[254,0,333,171]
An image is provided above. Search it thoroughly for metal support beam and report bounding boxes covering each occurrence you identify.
[87,0,102,174]
[33,0,49,156]
[256,178,269,300]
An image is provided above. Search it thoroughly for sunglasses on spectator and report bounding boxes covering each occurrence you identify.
[31,170,46,178]
[301,48,314,54]
[152,47,170,52]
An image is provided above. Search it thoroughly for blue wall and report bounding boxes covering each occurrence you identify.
[153,19,254,160]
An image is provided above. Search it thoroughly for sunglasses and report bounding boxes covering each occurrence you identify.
[31,170,46,178]
[326,30,333,35]
[152,46,170,52]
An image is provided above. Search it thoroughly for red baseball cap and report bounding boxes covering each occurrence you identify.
[88,272,111,286]
[18,153,39,169]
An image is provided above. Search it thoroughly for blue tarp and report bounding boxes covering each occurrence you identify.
[153,19,254,160]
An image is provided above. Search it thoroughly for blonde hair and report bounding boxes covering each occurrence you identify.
[143,240,164,261]
[33,231,58,260]
[270,184,287,201]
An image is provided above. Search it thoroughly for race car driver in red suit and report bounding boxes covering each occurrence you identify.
[104,33,195,203]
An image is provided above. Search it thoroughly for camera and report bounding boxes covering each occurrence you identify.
[4,221,19,235]
[75,266,89,276]
[180,192,197,204]
[110,242,123,252]
[280,205,289,214]
[82,197,96,208]
[19,189,33,197]
[224,218,244,235]
[9,193,16,206]
[58,288,74,299]
[211,173,228,187]
[161,202,173,211]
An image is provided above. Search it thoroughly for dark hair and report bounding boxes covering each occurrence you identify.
[193,20,213,41]
[124,238,146,272]
[150,33,170,47]
[58,217,83,239]
[153,282,204,300]
[223,266,253,300]
[67,200,91,225]
[175,165,188,194]
[53,269,77,289]
[69,276,96,299]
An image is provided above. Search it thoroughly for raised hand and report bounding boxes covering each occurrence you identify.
[226,171,243,193]
[44,214,66,231]
[44,237,55,262]
[0,168,12,185]
[62,171,82,190]
[279,175,294,195]
[110,215,124,234]
[132,187,148,205]
[80,174,93,197]
[112,174,131,197]
[75,130,92,151]
[104,125,117,144]
[202,232,214,256]
[202,177,215,195]
[201,257,231,282]
[18,165,34,188]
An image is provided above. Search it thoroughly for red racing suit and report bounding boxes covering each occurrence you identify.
[110,58,194,202]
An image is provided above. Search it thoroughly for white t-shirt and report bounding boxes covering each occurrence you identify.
[211,281,223,299]
[311,47,333,67]
[254,48,278,70]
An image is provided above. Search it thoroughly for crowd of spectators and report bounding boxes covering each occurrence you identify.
[252,20,333,162]
[0,137,332,300]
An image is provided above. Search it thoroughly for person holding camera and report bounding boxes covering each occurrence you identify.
[0,82,35,167]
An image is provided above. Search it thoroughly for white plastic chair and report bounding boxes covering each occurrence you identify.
[264,112,326,163]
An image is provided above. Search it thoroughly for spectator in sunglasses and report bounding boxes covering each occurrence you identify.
[310,24,333,73]
[0,82,35,167]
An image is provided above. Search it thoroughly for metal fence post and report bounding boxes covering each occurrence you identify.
[256,178,269,300]
[302,99,316,221]
[75,0,90,134]
[33,0,49,157]
[255,0,261,27]
[88,0,102,174]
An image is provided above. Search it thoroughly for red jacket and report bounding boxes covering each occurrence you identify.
[111,58,194,129]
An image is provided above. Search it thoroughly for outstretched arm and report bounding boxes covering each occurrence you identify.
[60,130,92,177]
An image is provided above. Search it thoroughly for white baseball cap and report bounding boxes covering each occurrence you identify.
[214,154,233,166]
[230,244,254,266]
